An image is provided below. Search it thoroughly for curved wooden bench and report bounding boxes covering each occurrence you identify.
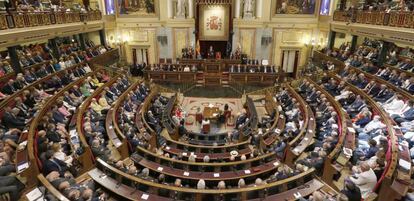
[135,146,276,171]
[328,72,399,201]
[26,70,98,187]
[130,154,281,182]
[37,174,70,201]
[107,80,141,159]
[304,77,355,190]
[94,158,318,201]
[0,62,86,111]
[78,74,122,157]
[284,84,313,166]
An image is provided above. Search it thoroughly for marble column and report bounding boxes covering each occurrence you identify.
[256,0,262,18]
[167,0,173,19]
[234,0,241,18]
[188,0,194,18]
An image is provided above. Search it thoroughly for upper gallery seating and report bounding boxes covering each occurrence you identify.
[332,1,414,29]
[0,10,102,30]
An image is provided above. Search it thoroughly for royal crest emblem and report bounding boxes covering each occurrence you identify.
[206,16,222,31]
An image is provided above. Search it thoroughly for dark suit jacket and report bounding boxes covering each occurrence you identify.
[43,158,67,176]
[2,112,25,130]
[2,84,16,95]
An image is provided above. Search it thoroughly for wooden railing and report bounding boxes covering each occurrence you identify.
[333,10,414,29]
[0,10,102,30]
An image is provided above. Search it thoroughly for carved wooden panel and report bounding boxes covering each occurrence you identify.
[397,12,406,27]
[403,12,413,28]
[230,74,245,83]
[389,12,398,27]
[263,74,276,84]
[148,72,163,81]
[74,12,80,22]
[204,77,221,85]
[0,15,7,30]
[56,13,63,24]
[180,74,195,82]
[165,74,179,81]
[376,12,385,25]
[356,12,363,23]
[65,13,72,23]
[14,14,25,28]
[43,14,51,25]
[28,14,38,26]
[246,75,261,84]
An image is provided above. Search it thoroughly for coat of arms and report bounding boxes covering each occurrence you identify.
[206,16,222,31]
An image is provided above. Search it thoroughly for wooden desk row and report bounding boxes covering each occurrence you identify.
[304,77,356,190]
[260,90,286,150]
[0,61,87,111]
[130,153,281,182]
[108,81,142,159]
[92,158,324,201]
[327,72,400,201]
[76,73,122,164]
[315,49,411,200]
[135,146,277,172]
[229,73,277,85]
[284,84,315,166]
[24,69,99,188]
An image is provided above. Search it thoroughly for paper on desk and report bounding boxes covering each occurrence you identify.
[214,173,220,177]
[343,148,353,157]
[141,194,149,200]
[293,192,302,199]
[183,171,190,176]
[399,159,411,171]
[19,140,27,147]
[26,187,43,201]
[157,167,163,172]
[244,170,251,174]
[17,162,29,173]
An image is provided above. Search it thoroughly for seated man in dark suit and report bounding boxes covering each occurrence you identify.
[399,59,413,71]
[91,138,110,161]
[43,150,68,177]
[2,107,26,130]
[0,175,24,201]
[374,85,394,103]
[1,79,16,95]
[346,95,366,117]
[363,81,380,97]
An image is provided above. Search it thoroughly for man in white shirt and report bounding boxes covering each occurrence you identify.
[349,162,377,199]
[357,115,386,149]
[382,94,404,114]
